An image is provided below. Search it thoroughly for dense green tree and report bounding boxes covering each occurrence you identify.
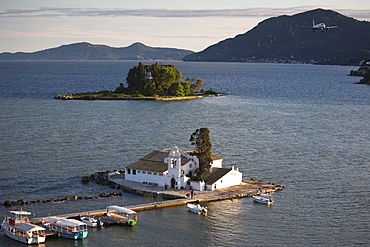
[143,81,157,96]
[181,80,192,96]
[124,62,201,96]
[175,83,185,97]
[189,128,213,177]
[114,83,126,93]
[168,82,185,97]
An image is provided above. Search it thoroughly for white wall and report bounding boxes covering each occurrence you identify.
[190,181,205,191]
[125,169,168,187]
[210,159,223,168]
[210,169,242,190]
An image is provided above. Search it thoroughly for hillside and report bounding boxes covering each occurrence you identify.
[183,9,370,65]
[0,42,194,61]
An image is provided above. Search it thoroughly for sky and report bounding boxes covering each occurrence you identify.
[1,0,370,53]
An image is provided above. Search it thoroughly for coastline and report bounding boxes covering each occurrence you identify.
[54,90,228,101]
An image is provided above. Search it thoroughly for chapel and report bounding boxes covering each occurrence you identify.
[124,145,242,191]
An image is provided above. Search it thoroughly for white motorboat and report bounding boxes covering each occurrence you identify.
[80,215,104,227]
[187,203,207,214]
[253,193,274,205]
[1,210,46,244]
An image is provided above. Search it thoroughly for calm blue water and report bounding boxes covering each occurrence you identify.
[0,61,369,246]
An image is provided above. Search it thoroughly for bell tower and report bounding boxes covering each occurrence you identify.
[167,145,182,181]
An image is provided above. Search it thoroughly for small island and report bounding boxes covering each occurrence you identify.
[349,58,370,85]
[55,62,226,100]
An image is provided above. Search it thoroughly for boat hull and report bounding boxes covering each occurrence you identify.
[58,231,88,239]
[187,204,207,214]
[116,220,137,226]
[3,226,45,244]
[253,195,274,205]
[80,219,98,227]
[42,223,88,239]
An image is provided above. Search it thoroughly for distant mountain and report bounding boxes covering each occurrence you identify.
[0,42,194,60]
[183,9,370,65]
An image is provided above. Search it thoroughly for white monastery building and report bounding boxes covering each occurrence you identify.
[124,145,242,191]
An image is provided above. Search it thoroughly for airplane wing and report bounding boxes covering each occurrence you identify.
[326,26,337,29]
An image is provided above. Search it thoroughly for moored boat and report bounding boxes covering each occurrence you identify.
[187,203,208,214]
[106,206,138,226]
[1,210,46,244]
[253,193,274,205]
[41,217,88,239]
[80,215,104,228]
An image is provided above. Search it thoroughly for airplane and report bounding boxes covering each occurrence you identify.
[299,19,337,32]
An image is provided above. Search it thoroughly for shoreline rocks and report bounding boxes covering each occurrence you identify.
[2,170,126,207]
[2,192,124,207]
[54,90,228,101]
[349,59,370,84]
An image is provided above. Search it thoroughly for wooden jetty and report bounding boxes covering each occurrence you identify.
[30,179,283,224]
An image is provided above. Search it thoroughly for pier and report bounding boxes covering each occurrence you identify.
[31,176,284,223]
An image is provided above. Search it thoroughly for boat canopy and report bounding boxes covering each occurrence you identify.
[259,194,272,197]
[15,223,46,232]
[9,210,32,215]
[107,205,136,214]
[43,217,87,227]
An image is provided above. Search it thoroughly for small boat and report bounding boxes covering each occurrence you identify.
[41,216,88,239]
[106,206,138,226]
[80,215,104,228]
[1,210,46,244]
[187,203,208,214]
[253,193,274,205]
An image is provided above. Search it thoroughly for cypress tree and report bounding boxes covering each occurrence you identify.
[189,128,213,177]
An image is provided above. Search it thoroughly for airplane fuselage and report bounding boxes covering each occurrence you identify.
[312,23,327,32]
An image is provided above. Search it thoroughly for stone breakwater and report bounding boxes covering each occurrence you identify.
[2,193,124,207]
[2,170,126,207]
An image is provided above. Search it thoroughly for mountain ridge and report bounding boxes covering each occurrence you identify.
[0,42,194,61]
[183,9,370,65]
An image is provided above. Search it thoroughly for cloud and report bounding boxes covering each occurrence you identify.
[1,7,370,20]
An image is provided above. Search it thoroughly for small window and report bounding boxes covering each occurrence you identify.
[133,169,136,175]
[171,159,177,168]
[142,171,146,174]
[148,172,152,175]
[137,170,141,173]
[153,173,157,175]
[127,168,131,174]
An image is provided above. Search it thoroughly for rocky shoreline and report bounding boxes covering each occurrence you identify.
[2,170,124,207]
[2,170,179,207]
[348,59,370,84]
[54,90,227,101]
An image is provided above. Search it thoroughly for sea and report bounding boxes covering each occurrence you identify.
[0,60,369,246]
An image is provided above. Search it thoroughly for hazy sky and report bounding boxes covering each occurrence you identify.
[1,0,370,52]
